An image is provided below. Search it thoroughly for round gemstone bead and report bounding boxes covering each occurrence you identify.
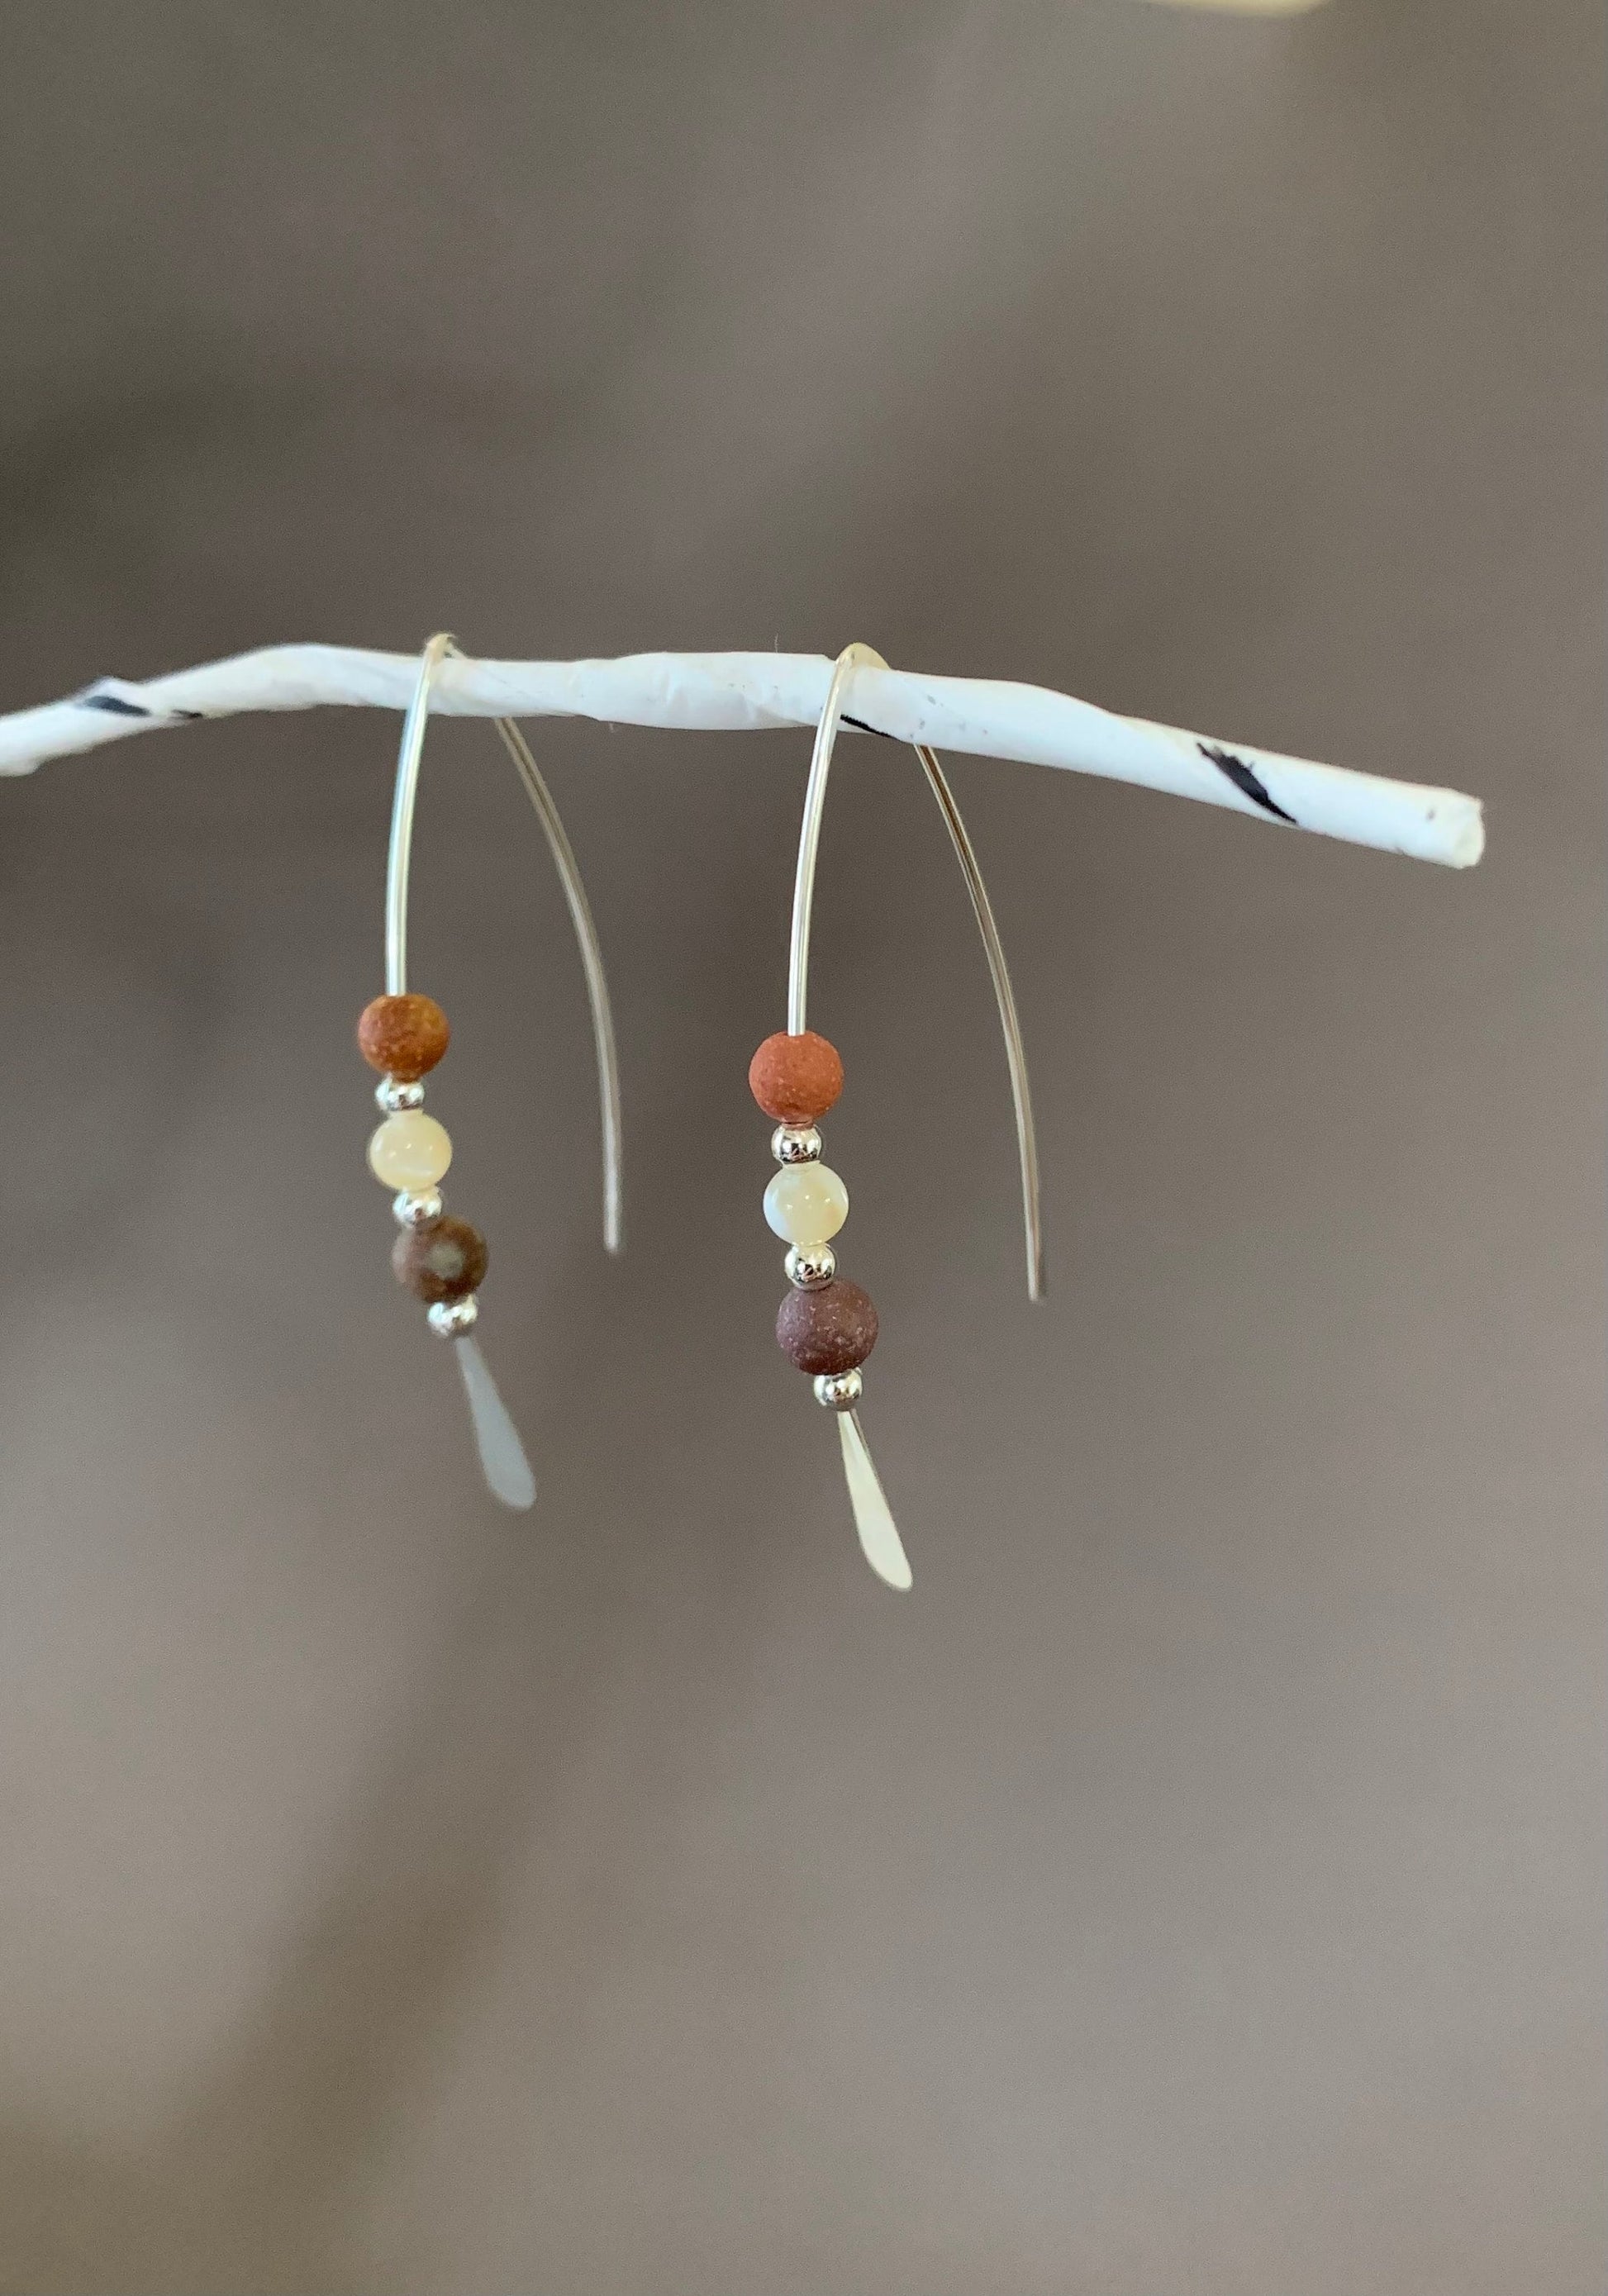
[358,993,450,1081]
[748,1031,844,1125]
[776,1277,878,1376]
[764,1161,848,1246]
[392,1215,488,1304]
[368,1110,453,1191]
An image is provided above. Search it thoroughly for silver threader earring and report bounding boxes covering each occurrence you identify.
[357,633,623,1509]
[747,642,1043,1589]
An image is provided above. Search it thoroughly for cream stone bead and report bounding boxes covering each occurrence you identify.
[764,1161,849,1246]
[368,1110,453,1191]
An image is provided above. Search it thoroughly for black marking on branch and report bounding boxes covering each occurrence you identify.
[842,713,895,739]
[1199,742,1297,825]
[78,690,151,718]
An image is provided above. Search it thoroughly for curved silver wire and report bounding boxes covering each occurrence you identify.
[384,633,624,1255]
[384,633,454,997]
[787,642,1044,1300]
[489,715,624,1257]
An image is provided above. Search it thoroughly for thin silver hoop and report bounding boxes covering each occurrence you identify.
[787,640,1044,1300]
[385,633,624,1253]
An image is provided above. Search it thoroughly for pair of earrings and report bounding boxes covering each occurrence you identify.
[359,638,1041,1589]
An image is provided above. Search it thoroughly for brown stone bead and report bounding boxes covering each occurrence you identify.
[358,993,450,1081]
[392,1215,488,1305]
[776,1277,878,1376]
[748,1030,844,1125]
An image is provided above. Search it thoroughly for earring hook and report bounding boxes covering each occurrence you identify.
[787,641,1044,1301]
[385,634,625,1254]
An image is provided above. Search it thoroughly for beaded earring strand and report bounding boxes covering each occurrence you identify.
[359,633,624,1508]
[751,642,1043,1588]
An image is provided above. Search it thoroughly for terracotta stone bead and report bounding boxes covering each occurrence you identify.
[775,1277,878,1376]
[392,1215,488,1305]
[748,1029,844,1125]
[358,993,450,1081]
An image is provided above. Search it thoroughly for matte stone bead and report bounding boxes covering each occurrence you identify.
[748,1030,844,1125]
[764,1161,849,1246]
[368,1110,453,1190]
[392,1215,488,1304]
[358,993,450,1080]
[776,1278,878,1376]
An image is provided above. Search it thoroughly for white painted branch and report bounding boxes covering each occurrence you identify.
[0,644,1483,867]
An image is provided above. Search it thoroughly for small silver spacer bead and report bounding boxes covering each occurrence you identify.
[393,1187,445,1229]
[785,1242,836,1289]
[813,1367,863,1411]
[772,1124,823,1166]
[426,1295,479,1338]
[376,1076,426,1113]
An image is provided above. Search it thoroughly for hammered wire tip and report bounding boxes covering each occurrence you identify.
[453,1334,536,1511]
[839,1409,912,1591]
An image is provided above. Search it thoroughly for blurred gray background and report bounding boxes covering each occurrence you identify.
[0,5,1601,2292]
